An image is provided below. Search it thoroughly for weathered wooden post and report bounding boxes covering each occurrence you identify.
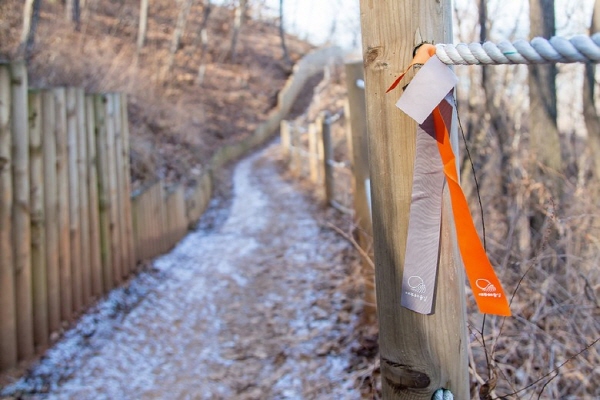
[54,87,72,322]
[280,120,291,159]
[119,93,136,274]
[359,1,469,398]
[42,90,61,334]
[105,94,122,285]
[85,94,103,296]
[112,93,127,279]
[28,90,49,349]
[320,112,334,205]
[66,87,82,314]
[0,63,18,369]
[94,94,114,293]
[11,61,34,360]
[344,64,377,325]
[308,122,319,183]
[76,88,92,307]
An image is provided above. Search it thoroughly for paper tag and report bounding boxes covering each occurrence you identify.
[395,56,458,124]
[401,115,445,314]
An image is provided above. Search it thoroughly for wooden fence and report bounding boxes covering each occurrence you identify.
[279,61,377,323]
[0,46,340,372]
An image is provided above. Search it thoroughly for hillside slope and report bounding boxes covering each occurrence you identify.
[0,0,313,191]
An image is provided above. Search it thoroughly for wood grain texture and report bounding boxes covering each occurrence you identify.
[54,88,72,322]
[42,90,61,334]
[11,62,34,360]
[358,0,468,398]
[28,90,49,349]
[0,63,18,369]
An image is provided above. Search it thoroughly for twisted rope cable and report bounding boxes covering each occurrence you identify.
[435,33,600,65]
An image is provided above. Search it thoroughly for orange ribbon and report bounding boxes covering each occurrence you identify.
[390,45,511,316]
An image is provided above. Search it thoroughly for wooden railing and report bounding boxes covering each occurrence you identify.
[279,60,377,324]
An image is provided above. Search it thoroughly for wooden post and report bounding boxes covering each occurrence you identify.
[308,122,319,183]
[85,94,102,296]
[11,61,34,360]
[280,120,291,159]
[42,90,61,335]
[344,65,377,324]
[289,123,300,176]
[76,88,91,307]
[358,1,469,398]
[28,90,49,349]
[0,63,18,369]
[105,94,121,285]
[94,94,113,292]
[321,112,334,205]
[54,87,72,322]
[66,87,82,314]
[119,93,136,273]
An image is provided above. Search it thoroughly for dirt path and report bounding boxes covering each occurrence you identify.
[2,144,362,400]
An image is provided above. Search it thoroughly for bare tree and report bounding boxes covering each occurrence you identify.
[227,0,248,62]
[279,0,291,67]
[528,0,563,245]
[20,0,41,59]
[583,0,600,180]
[166,0,194,73]
[196,0,213,85]
[137,0,149,52]
[66,0,81,30]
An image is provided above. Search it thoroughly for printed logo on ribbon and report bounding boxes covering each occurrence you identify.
[408,276,426,294]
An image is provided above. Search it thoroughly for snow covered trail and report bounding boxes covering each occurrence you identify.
[2,144,361,400]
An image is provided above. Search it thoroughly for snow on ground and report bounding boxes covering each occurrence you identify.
[1,144,361,400]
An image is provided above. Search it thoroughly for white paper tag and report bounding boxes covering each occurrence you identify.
[395,56,458,124]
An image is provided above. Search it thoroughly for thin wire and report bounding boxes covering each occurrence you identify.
[455,98,487,250]
[455,98,492,378]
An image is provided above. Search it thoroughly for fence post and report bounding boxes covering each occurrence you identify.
[66,87,82,314]
[11,61,34,360]
[289,123,300,177]
[76,88,92,307]
[105,94,122,285]
[94,94,113,293]
[344,64,377,324]
[54,87,72,322]
[29,90,49,349]
[280,120,291,159]
[0,63,18,369]
[85,94,103,296]
[358,1,469,398]
[119,93,136,273]
[308,122,319,183]
[112,93,128,279]
[320,112,334,205]
[42,90,61,335]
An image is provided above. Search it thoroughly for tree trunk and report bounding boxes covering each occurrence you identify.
[166,0,194,73]
[278,0,291,67]
[196,0,213,85]
[137,0,149,52]
[528,0,562,244]
[66,0,81,30]
[227,0,247,63]
[583,0,600,181]
[20,0,41,59]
